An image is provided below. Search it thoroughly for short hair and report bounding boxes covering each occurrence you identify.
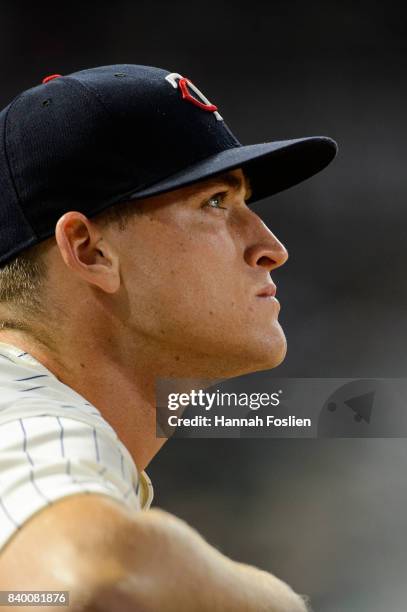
[0,199,141,331]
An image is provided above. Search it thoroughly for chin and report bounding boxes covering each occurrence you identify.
[271,340,287,367]
[224,327,287,378]
[252,325,287,371]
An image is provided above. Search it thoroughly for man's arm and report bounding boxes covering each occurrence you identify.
[0,494,308,612]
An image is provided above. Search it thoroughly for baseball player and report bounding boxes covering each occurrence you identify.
[0,64,337,611]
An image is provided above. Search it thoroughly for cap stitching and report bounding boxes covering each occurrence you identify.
[63,76,128,159]
[64,75,116,125]
[1,79,112,252]
[3,93,27,212]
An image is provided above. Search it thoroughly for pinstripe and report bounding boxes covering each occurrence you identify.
[66,459,88,490]
[0,352,16,363]
[64,459,97,497]
[119,450,125,479]
[0,495,21,529]
[14,374,49,382]
[60,405,102,418]
[0,344,154,551]
[84,402,102,417]
[56,416,65,457]
[29,470,50,505]
[19,418,33,466]
[93,427,100,463]
[66,458,80,486]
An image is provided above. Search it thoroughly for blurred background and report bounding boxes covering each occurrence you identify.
[2,1,407,609]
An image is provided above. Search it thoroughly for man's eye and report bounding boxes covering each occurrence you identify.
[204,193,227,210]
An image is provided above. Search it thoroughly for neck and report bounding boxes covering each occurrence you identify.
[0,327,167,472]
[0,297,240,470]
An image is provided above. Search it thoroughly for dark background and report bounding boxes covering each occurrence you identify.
[2,2,407,609]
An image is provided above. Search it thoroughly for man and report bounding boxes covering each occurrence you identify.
[0,64,337,610]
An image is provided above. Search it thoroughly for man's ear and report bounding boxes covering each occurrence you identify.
[54,211,121,294]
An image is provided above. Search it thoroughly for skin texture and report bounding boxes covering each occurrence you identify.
[0,168,308,611]
[0,494,308,612]
[0,167,288,471]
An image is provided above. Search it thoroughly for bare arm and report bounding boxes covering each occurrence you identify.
[0,494,308,612]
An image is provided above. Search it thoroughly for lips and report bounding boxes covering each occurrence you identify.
[256,283,277,298]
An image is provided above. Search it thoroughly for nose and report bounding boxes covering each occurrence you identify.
[243,217,288,272]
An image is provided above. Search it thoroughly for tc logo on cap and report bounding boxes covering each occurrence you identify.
[165,72,223,121]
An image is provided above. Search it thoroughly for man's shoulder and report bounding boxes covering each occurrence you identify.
[0,410,151,553]
[0,395,116,436]
[0,340,115,435]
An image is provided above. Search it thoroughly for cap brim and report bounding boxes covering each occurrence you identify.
[126,136,337,204]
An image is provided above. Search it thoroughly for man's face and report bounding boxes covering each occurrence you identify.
[114,167,288,377]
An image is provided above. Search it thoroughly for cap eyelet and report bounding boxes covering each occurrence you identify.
[42,99,52,107]
[114,72,127,77]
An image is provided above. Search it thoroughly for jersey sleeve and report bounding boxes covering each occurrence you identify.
[0,415,143,552]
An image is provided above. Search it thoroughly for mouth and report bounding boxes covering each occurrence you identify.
[256,283,277,298]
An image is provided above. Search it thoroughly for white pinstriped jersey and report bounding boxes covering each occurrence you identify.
[0,341,154,552]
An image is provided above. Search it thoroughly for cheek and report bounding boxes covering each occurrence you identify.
[122,218,243,330]
[136,221,236,287]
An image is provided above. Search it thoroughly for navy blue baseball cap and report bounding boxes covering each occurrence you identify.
[0,64,338,266]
